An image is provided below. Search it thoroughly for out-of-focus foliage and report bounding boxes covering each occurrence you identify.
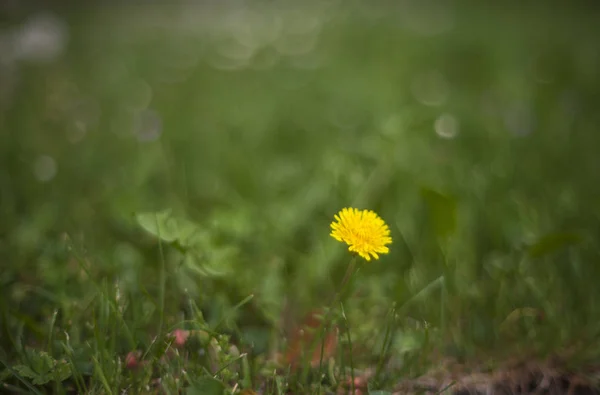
[1,1,600,392]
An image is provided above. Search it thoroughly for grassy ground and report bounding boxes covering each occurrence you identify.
[2,2,600,394]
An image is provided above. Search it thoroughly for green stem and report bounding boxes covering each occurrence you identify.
[330,257,358,307]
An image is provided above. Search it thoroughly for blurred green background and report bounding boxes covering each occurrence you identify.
[2,0,600,379]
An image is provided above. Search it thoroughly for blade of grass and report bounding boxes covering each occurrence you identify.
[440,276,447,348]
[60,341,87,394]
[316,319,329,394]
[374,304,396,385]
[397,275,445,315]
[437,380,456,394]
[91,355,113,395]
[140,213,169,361]
[156,213,167,340]
[327,357,337,387]
[340,302,355,395]
[213,294,254,332]
[241,353,252,389]
[212,353,247,377]
[46,309,58,354]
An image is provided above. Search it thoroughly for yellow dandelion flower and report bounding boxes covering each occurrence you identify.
[330,207,392,261]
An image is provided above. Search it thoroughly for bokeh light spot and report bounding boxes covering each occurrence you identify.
[33,155,57,182]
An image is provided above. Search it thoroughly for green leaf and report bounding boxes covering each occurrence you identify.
[527,231,583,258]
[183,249,232,277]
[186,377,225,395]
[420,188,457,239]
[13,350,71,385]
[137,209,235,278]
[136,209,200,246]
[53,361,71,383]
[12,365,40,382]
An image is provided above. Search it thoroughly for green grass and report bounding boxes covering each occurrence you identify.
[2,2,600,394]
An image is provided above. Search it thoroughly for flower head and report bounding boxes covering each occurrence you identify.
[330,207,392,261]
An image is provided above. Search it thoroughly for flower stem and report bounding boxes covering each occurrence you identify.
[330,257,358,307]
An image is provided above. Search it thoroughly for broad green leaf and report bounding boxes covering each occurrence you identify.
[27,348,54,375]
[183,249,232,277]
[186,377,225,395]
[136,209,200,246]
[420,188,457,239]
[14,350,72,385]
[527,231,583,258]
[137,210,233,278]
[12,365,40,382]
[53,362,71,382]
